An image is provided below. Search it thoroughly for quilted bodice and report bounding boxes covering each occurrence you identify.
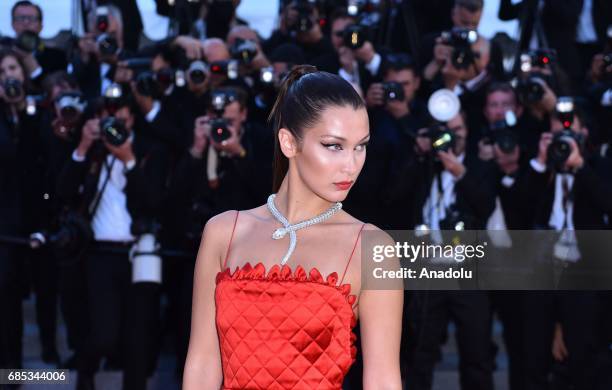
[215,261,358,390]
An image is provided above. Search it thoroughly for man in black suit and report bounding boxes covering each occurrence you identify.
[57,95,168,390]
[520,105,612,389]
[310,10,385,96]
[398,111,497,390]
[4,1,68,87]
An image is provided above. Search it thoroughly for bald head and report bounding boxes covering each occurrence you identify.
[226,25,259,47]
[203,38,230,62]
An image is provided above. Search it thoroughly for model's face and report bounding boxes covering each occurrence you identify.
[292,105,369,202]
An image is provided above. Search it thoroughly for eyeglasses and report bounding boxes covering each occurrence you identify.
[13,15,40,24]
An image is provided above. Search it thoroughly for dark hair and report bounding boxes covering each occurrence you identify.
[486,82,517,103]
[41,71,79,97]
[11,1,42,23]
[382,53,418,78]
[214,86,248,110]
[268,64,365,192]
[454,0,483,12]
[0,48,32,91]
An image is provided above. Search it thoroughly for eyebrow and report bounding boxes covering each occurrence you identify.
[321,134,370,142]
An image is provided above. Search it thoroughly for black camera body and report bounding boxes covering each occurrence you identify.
[547,130,581,170]
[482,112,519,153]
[440,28,478,69]
[289,1,315,33]
[381,81,405,102]
[520,49,556,72]
[135,67,175,97]
[230,39,258,64]
[209,90,237,143]
[15,30,40,53]
[423,124,455,153]
[100,116,128,146]
[210,60,239,80]
[342,24,368,50]
[513,76,545,104]
[3,78,23,99]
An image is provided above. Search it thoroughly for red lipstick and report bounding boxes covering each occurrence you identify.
[334,181,353,190]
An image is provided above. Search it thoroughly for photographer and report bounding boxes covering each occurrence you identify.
[71,4,130,101]
[521,101,612,389]
[56,92,168,390]
[311,10,385,95]
[0,1,68,87]
[345,53,426,229]
[392,110,496,390]
[263,0,335,62]
[163,86,272,378]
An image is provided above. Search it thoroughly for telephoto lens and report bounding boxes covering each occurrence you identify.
[100,117,129,146]
[381,81,405,102]
[548,130,577,168]
[291,2,314,33]
[15,31,40,53]
[342,24,367,50]
[3,78,23,99]
[97,33,119,56]
[188,61,208,84]
[440,28,478,69]
[56,92,86,122]
[230,39,258,64]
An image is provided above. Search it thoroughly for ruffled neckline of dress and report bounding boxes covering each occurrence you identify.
[216,261,358,329]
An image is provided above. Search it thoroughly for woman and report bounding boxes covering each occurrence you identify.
[0,48,48,369]
[183,65,403,389]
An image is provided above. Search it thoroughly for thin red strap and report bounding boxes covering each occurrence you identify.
[340,223,366,284]
[222,211,240,270]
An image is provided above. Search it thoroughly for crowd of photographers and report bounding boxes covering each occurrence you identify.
[0,0,611,389]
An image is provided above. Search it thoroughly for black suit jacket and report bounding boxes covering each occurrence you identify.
[524,155,612,287]
[56,131,168,233]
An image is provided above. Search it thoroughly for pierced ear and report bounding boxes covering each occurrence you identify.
[278,128,299,158]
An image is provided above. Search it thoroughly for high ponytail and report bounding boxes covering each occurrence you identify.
[268,65,365,193]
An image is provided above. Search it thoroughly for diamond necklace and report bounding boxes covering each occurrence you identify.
[266,193,342,265]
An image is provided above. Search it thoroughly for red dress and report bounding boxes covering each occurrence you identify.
[215,211,365,389]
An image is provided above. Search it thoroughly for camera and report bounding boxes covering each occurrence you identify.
[56,92,86,122]
[381,81,405,102]
[547,97,581,169]
[135,67,175,97]
[440,28,479,69]
[520,49,556,73]
[209,60,239,79]
[341,24,368,50]
[3,78,23,100]
[208,90,238,143]
[100,116,128,146]
[15,31,40,53]
[97,33,119,56]
[483,111,519,153]
[423,124,456,153]
[512,76,545,104]
[188,60,208,84]
[259,66,274,84]
[288,0,315,33]
[230,39,258,64]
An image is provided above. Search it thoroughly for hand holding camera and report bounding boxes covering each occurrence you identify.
[78,33,98,63]
[190,116,211,159]
[438,149,466,179]
[76,118,101,158]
